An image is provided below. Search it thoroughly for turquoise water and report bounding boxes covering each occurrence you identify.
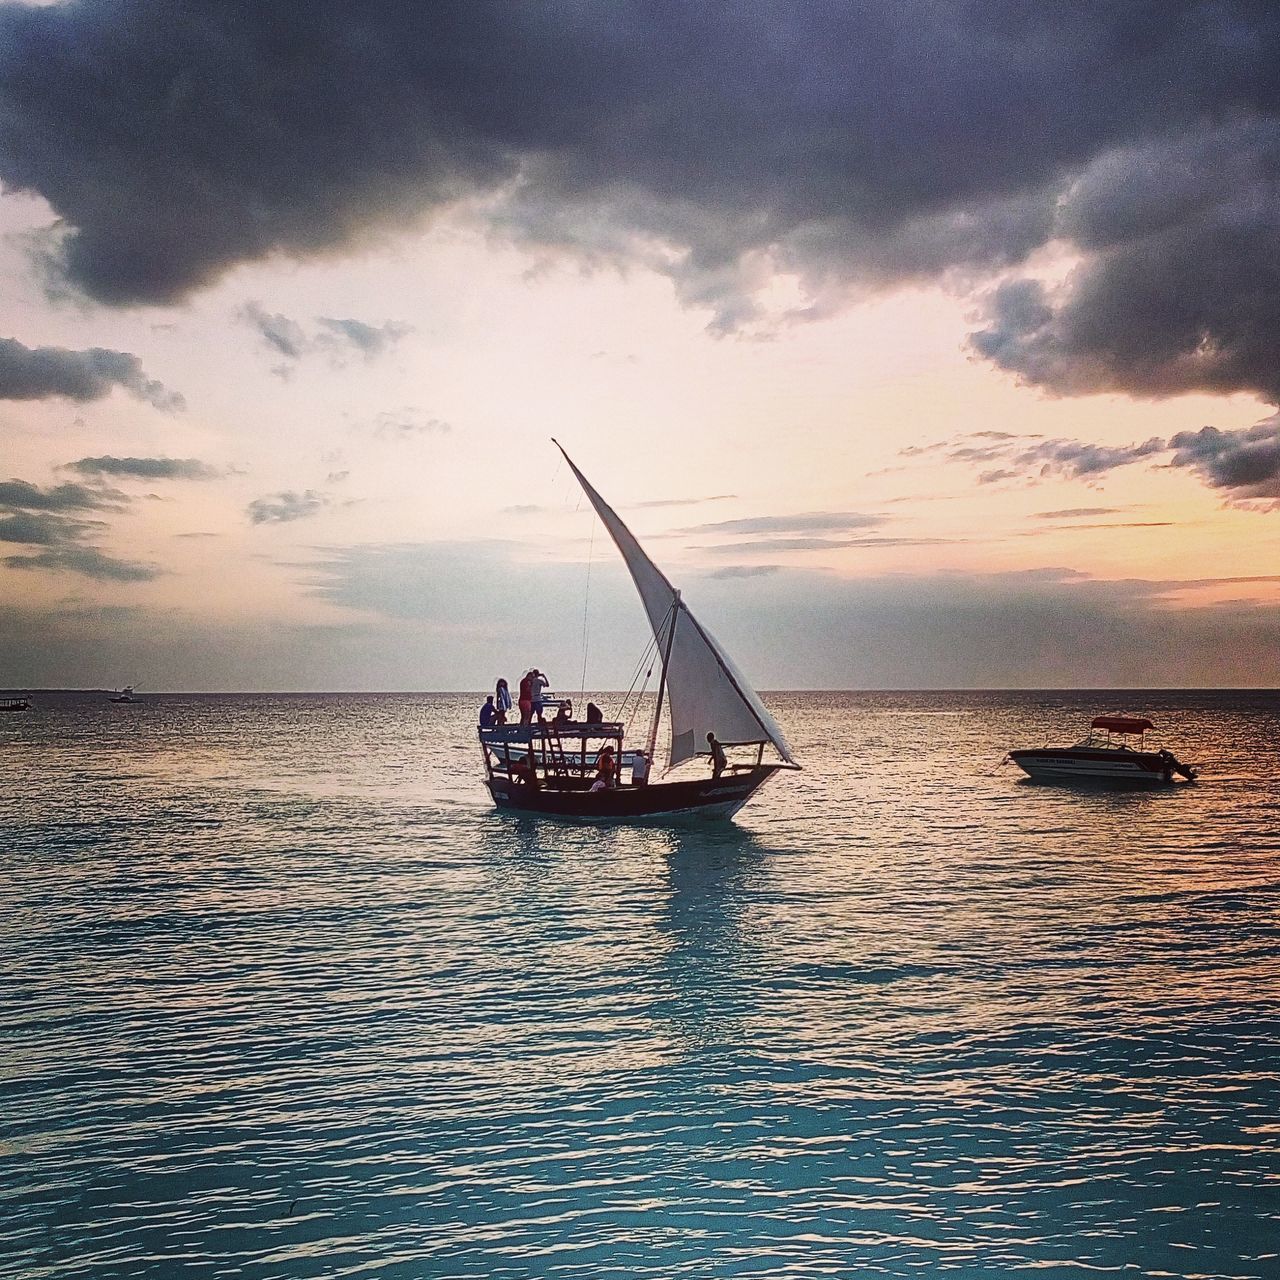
[2,690,1279,1278]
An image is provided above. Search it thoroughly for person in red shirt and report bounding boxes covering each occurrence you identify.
[518,671,533,725]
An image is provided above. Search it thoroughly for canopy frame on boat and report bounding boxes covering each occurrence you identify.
[1091,716,1154,735]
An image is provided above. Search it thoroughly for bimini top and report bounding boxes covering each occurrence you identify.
[1091,715,1154,734]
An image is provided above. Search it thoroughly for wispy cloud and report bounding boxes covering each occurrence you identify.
[368,407,451,440]
[679,511,886,536]
[247,490,332,525]
[240,303,412,371]
[916,415,1280,507]
[3,544,159,582]
[0,475,157,581]
[634,494,736,509]
[65,456,219,481]
[1034,507,1123,519]
[704,535,953,554]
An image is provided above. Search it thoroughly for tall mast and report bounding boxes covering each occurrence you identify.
[646,591,679,765]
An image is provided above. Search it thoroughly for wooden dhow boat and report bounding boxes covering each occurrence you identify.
[478,443,799,821]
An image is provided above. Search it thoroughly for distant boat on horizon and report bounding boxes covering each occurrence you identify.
[1,695,30,713]
[476,442,798,821]
[109,685,136,703]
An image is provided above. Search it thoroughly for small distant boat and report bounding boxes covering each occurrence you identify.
[1,696,30,713]
[109,686,136,703]
[477,442,798,821]
[1009,715,1197,786]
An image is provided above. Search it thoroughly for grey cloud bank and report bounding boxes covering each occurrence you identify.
[928,417,1280,505]
[4,552,1277,689]
[0,337,182,410]
[66,456,218,481]
[0,476,157,581]
[3,2,1280,401]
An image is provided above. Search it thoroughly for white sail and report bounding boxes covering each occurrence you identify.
[555,442,796,769]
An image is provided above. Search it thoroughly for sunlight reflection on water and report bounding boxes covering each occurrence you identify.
[2,690,1279,1277]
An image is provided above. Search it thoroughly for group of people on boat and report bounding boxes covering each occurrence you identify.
[480,671,561,728]
[479,672,608,730]
[507,743,651,792]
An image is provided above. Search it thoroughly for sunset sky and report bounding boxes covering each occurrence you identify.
[2,1,1279,690]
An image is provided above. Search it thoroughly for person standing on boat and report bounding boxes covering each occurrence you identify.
[479,695,496,729]
[518,671,534,725]
[707,732,727,779]
[530,669,550,721]
[631,750,649,787]
[495,678,512,720]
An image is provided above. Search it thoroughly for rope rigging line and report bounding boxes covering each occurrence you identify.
[578,517,594,708]
[615,630,661,735]
[614,598,676,736]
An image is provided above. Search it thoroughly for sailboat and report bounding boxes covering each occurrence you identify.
[477,442,799,820]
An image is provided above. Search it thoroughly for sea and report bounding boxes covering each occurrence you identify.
[2,689,1279,1279]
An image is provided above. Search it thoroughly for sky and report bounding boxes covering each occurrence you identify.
[2,0,1279,691]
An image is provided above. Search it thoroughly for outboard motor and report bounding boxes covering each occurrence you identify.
[1158,748,1198,782]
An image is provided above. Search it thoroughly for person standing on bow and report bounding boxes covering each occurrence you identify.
[707,731,727,779]
[495,678,512,722]
[518,671,534,725]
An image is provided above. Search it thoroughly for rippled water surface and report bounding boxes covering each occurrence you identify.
[3,690,1280,1279]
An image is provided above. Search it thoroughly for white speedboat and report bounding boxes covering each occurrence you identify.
[1009,716,1197,786]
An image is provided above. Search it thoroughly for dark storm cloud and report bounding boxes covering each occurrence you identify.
[65,456,218,480]
[5,3,1280,402]
[1167,420,1280,500]
[247,490,331,524]
[0,337,182,409]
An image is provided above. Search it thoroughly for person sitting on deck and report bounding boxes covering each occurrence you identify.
[552,701,573,727]
[707,731,727,779]
[512,753,540,789]
[585,701,604,725]
[479,695,496,729]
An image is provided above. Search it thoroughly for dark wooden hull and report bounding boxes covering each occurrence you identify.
[486,765,783,821]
